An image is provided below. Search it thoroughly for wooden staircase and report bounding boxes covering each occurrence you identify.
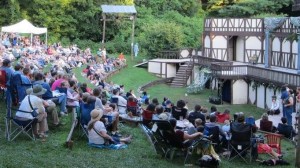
[171,62,194,87]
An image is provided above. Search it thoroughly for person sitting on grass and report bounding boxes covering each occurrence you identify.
[172,99,188,120]
[87,109,131,149]
[277,117,297,139]
[188,104,206,126]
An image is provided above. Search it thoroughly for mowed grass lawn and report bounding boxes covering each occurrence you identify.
[0,55,295,168]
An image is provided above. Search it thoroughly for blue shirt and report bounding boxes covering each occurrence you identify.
[33,80,53,99]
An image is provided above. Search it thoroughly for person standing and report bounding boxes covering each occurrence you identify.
[133,43,139,57]
[296,87,300,113]
[284,89,294,126]
[281,85,289,118]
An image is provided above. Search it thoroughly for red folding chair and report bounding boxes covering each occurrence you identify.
[127,100,139,116]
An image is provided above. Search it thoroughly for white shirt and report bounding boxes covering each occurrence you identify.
[271,100,280,110]
[112,95,127,114]
[88,121,106,145]
[16,95,45,119]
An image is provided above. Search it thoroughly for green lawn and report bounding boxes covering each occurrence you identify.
[0,55,295,168]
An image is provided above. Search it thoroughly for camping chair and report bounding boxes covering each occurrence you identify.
[111,97,127,111]
[142,109,153,128]
[204,125,221,151]
[153,120,211,165]
[79,100,96,137]
[228,122,253,163]
[10,73,32,105]
[5,95,37,141]
[127,99,140,116]
[0,69,7,100]
[264,133,283,154]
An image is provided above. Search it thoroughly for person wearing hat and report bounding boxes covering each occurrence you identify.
[16,84,49,138]
[268,95,280,115]
[0,59,14,87]
[87,109,131,146]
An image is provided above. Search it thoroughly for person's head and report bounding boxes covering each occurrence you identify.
[2,59,11,67]
[194,118,202,127]
[146,103,156,112]
[224,109,230,114]
[152,98,159,105]
[281,85,287,92]
[34,72,44,81]
[27,84,46,97]
[237,112,245,123]
[88,109,104,130]
[14,64,23,71]
[209,114,217,123]
[194,104,201,112]
[109,103,116,111]
[128,96,134,102]
[69,79,77,88]
[112,89,119,95]
[176,100,186,109]
[155,105,164,115]
[210,106,217,112]
[261,113,268,121]
[93,88,101,97]
[142,91,147,96]
[23,67,30,76]
[288,89,293,95]
[169,118,177,129]
[82,92,90,102]
[281,117,287,124]
[101,98,107,106]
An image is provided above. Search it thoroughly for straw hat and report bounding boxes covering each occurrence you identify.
[90,109,103,122]
[27,84,46,96]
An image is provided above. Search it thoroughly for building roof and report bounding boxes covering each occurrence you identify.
[101,5,137,14]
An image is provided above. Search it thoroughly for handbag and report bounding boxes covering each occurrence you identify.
[28,95,38,117]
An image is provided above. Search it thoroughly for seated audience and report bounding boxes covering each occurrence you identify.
[188,104,205,126]
[142,103,156,128]
[140,91,149,104]
[216,109,230,123]
[277,117,296,138]
[87,109,131,146]
[172,100,188,120]
[111,89,127,114]
[188,118,205,135]
[260,113,276,132]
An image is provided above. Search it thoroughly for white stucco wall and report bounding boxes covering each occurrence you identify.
[265,88,274,109]
[293,40,298,53]
[212,36,227,48]
[272,37,280,52]
[256,85,265,109]
[148,62,161,74]
[236,37,244,62]
[246,37,261,50]
[166,64,176,78]
[204,35,210,48]
[282,39,290,52]
[232,80,248,104]
[248,82,256,104]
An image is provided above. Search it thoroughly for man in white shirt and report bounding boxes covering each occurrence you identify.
[111,89,127,114]
[268,95,280,115]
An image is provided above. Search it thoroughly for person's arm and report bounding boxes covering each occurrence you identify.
[285,97,294,107]
[273,100,280,110]
[99,130,114,141]
[183,131,202,140]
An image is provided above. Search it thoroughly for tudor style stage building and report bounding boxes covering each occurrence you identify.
[193,17,300,109]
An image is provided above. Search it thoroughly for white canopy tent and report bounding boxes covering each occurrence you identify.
[1,19,47,45]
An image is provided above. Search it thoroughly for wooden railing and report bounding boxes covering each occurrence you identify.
[155,50,180,59]
[204,18,264,33]
[245,49,263,63]
[195,56,300,88]
[271,51,296,69]
[204,47,228,60]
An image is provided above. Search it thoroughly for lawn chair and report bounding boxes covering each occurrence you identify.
[153,120,210,165]
[228,122,253,163]
[204,125,221,151]
[0,69,7,100]
[79,100,96,137]
[5,93,37,141]
[142,109,153,128]
[10,73,32,105]
[264,133,283,154]
[127,99,140,116]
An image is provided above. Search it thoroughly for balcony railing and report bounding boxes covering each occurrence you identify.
[194,55,300,88]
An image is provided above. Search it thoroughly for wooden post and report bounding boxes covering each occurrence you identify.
[131,14,136,60]
[102,14,106,48]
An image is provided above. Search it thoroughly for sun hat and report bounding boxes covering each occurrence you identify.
[90,109,103,122]
[26,84,47,96]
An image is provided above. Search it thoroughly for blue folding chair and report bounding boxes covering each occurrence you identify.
[79,100,95,137]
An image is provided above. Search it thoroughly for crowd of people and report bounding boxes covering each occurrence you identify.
[0,33,298,164]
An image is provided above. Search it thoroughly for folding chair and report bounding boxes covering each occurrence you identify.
[204,125,221,151]
[228,122,253,163]
[127,99,140,116]
[142,109,153,128]
[0,69,7,100]
[79,100,95,137]
[102,115,113,131]
[5,93,37,141]
[111,97,127,112]
[153,120,210,165]
[10,73,32,105]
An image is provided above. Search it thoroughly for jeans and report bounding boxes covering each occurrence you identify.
[58,94,67,113]
[286,107,293,126]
